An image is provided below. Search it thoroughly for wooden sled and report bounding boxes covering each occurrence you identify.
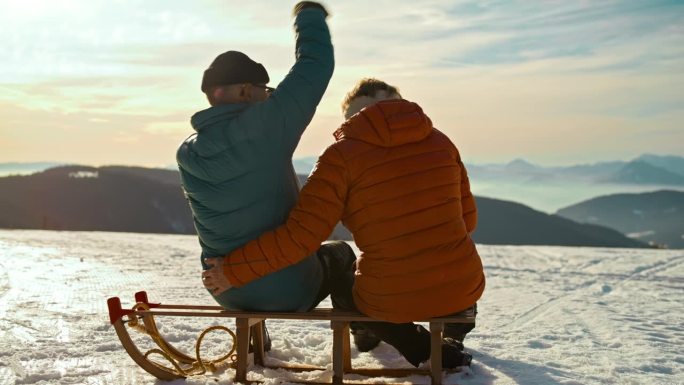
[107,291,475,385]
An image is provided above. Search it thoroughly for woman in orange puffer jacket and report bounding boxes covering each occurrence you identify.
[204,78,485,368]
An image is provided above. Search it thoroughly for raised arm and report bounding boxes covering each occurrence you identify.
[220,145,348,287]
[243,2,334,154]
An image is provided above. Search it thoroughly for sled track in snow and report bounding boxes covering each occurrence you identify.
[491,254,684,332]
[486,258,684,284]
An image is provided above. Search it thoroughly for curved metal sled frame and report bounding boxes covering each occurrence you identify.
[108,293,238,380]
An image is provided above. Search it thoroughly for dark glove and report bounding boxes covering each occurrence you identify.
[293,1,329,17]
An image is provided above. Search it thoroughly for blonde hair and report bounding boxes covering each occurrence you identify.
[342,78,401,116]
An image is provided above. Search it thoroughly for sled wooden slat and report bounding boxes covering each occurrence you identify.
[108,292,475,385]
[135,307,475,323]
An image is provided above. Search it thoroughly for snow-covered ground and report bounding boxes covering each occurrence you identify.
[0,230,682,385]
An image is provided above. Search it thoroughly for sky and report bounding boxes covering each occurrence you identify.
[0,0,682,168]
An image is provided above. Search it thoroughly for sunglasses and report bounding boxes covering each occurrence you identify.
[253,84,275,93]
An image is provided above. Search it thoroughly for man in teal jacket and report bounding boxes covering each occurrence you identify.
[177,2,335,317]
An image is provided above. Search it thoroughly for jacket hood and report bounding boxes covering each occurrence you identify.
[333,99,433,147]
[191,103,250,132]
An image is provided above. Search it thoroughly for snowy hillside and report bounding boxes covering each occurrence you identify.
[0,230,682,385]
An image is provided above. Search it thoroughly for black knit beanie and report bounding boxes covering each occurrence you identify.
[201,51,269,93]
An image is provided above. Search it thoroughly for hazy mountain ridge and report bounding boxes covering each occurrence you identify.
[294,154,684,185]
[0,165,649,248]
[557,190,684,248]
[468,155,684,186]
[601,161,684,185]
[6,154,682,186]
[290,154,684,213]
[635,154,684,177]
[459,154,684,213]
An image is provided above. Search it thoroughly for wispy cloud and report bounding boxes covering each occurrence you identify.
[0,0,682,166]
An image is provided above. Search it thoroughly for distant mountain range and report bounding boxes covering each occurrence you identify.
[634,154,684,177]
[557,190,684,249]
[5,153,682,192]
[5,154,682,185]
[0,165,667,248]
[291,154,684,186]
[602,161,684,185]
[467,154,684,186]
[459,154,684,213]
[292,154,684,213]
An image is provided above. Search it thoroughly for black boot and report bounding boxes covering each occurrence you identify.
[350,324,381,352]
[248,322,272,353]
[441,337,471,368]
[444,304,477,343]
[262,323,272,352]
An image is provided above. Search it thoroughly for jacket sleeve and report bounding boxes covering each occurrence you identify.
[459,158,477,233]
[221,146,348,287]
[240,7,334,155]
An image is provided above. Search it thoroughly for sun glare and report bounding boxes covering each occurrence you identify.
[1,0,80,19]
